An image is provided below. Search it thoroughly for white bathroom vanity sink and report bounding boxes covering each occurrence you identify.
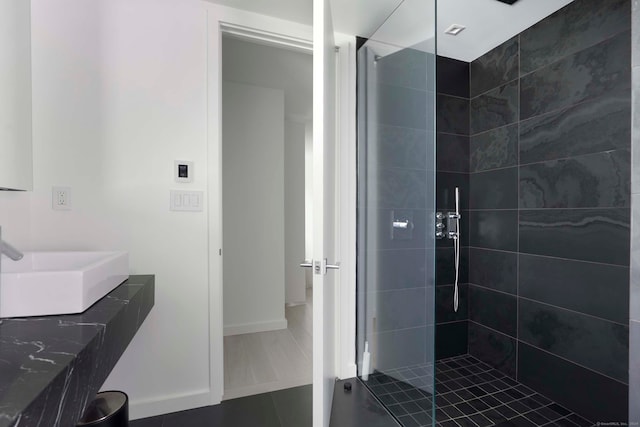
[0,251,129,318]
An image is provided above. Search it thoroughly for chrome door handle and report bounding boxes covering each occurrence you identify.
[326,261,340,270]
[300,260,313,268]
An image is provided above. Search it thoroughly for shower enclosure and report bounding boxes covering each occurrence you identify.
[356,0,438,425]
[356,0,632,426]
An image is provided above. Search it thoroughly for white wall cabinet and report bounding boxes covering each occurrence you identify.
[0,0,32,191]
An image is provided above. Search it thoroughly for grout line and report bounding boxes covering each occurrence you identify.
[518,147,630,168]
[468,320,517,341]
[518,342,629,386]
[467,246,630,269]
[518,27,632,80]
[518,295,629,327]
[469,206,630,211]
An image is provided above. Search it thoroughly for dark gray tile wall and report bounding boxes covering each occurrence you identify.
[435,55,470,360]
[465,0,632,422]
[360,46,435,372]
[630,0,640,423]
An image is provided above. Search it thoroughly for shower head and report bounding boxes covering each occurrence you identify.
[495,0,519,4]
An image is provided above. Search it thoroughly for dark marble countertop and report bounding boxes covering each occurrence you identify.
[0,275,155,427]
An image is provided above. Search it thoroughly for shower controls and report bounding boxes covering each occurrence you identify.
[390,211,414,240]
[437,188,462,313]
[447,212,460,240]
[435,212,446,239]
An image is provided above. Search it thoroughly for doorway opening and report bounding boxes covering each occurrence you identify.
[220,33,314,402]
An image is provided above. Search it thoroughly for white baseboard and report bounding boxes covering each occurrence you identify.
[223,318,288,336]
[129,389,212,420]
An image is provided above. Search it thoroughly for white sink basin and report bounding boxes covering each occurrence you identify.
[0,251,129,318]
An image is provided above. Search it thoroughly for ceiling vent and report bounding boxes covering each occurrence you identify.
[496,0,520,4]
[444,24,466,36]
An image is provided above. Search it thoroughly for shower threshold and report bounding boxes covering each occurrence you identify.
[363,354,593,427]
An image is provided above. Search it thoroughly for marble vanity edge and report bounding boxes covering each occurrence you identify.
[0,275,155,427]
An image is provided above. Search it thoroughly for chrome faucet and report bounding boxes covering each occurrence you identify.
[1,239,23,261]
[0,226,23,261]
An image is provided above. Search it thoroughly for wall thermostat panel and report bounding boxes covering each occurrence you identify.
[174,160,194,183]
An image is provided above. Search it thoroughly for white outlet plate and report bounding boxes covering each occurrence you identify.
[52,186,71,210]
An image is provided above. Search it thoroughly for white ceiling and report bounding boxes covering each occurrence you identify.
[206,0,574,62]
[222,35,313,123]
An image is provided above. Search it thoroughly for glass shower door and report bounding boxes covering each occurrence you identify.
[356,1,437,426]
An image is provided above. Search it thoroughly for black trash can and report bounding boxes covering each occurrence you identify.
[77,391,128,427]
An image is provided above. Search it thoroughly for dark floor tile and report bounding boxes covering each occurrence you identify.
[438,56,470,98]
[456,416,482,427]
[520,30,631,120]
[469,248,517,294]
[470,36,519,98]
[519,150,630,209]
[163,394,280,427]
[536,405,566,422]
[519,208,630,266]
[469,286,517,337]
[397,414,421,426]
[332,379,399,427]
[496,416,536,427]
[470,124,518,172]
[483,408,509,424]
[469,210,518,251]
[271,385,312,427]
[469,412,494,427]
[468,322,517,380]
[470,167,518,210]
[519,93,631,165]
[524,410,550,426]
[495,404,519,419]
[518,298,629,383]
[519,253,630,324]
[519,0,631,74]
[470,80,519,134]
[130,417,163,427]
[518,343,627,422]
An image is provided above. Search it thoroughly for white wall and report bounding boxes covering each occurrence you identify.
[222,81,286,335]
[30,0,210,418]
[284,120,307,303]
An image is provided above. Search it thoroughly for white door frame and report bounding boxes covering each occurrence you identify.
[206,4,357,405]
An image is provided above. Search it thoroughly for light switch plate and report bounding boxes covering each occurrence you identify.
[170,190,203,212]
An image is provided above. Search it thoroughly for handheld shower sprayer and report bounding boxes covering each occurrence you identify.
[453,187,460,313]
[435,187,461,312]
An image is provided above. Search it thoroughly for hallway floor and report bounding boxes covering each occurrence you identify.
[223,288,312,399]
[365,355,594,427]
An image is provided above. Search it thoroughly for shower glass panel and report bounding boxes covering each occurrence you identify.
[357,1,437,426]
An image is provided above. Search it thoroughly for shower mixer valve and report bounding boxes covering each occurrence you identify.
[435,211,460,239]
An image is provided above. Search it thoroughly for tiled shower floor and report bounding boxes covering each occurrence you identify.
[364,355,593,427]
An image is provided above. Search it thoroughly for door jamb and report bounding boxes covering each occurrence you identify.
[206,7,357,405]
